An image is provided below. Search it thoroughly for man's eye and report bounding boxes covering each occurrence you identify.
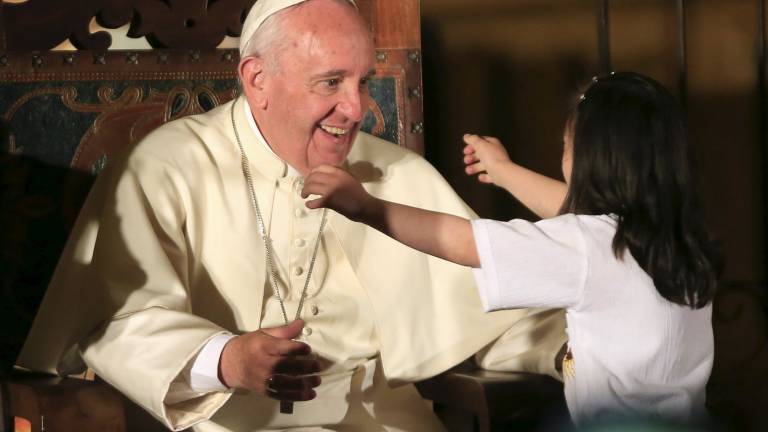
[324,78,340,88]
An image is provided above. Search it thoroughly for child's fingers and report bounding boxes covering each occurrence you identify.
[478,173,493,184]
[304,196,326,209]
[304,171,336,185]
[463,134,490,148]
[301,177,329,199]
[310,164,339,175]
[462,144,476,155]
[464,161,485,175]
[481,136,501,145]
[464,154,480,165]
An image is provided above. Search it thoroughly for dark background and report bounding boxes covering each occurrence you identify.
[421,0,765,291]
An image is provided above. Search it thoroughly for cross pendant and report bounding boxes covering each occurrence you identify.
[280,400,294,414]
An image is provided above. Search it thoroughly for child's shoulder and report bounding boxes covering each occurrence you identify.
[532,213,618,250]
[537,213,617,231]
[474,214,616,249]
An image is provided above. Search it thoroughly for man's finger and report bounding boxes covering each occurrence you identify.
[262,319,305,340]
[259,320,313,357]
[269,373,322,390]
[273,355,322,375]
[264,375,320,402]
[266,337,312,357]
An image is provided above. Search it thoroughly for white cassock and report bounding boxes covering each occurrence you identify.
[17,96,566,431]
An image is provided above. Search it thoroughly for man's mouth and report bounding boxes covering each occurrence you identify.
[319,124,349,138]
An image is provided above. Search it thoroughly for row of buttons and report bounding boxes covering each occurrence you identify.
[293,204,308,275]
[295,186,316,338]
[293,203,307,277]
[302,305,320,336]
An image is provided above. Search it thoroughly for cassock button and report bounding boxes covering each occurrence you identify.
[310,305,319,315]
[294,267,304,276]
[294,208,305,218]
[303,326,313,336]
[295,238,306,248]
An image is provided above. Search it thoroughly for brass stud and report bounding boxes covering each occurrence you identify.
[0,54,8,67]
[375,50,387,63]
[189,50,201,62]
[31,54,43,68]
[157,51,169,64]
[93,52,106,65]
[62,53,76,66]
[408,50,421,64]
[91,154,109,175]
[411,122,424,134]
[222,51,235,62]
[126,52,139,65]
[408,86,422,99]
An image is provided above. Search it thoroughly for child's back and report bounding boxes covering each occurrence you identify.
[302,71,721,429]
[474,213,712,425]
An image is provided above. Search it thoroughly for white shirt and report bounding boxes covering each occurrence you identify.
[471,214,713,425]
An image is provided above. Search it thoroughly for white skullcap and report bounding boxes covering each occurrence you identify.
[239,0,357,55]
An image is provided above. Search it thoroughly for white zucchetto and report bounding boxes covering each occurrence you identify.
[239,0,357,55]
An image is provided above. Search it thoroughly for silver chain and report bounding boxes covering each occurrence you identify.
[231,101,327,325]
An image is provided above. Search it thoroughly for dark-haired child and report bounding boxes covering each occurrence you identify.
[301,72,720,426]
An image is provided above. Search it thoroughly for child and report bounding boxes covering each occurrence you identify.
[301,72,721,427]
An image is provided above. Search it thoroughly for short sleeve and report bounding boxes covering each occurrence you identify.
[471,214,588,311]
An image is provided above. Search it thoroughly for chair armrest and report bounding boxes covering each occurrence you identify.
[416,365,568,432]
[0,371,168,432]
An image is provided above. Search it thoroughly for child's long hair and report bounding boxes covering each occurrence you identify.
[560,72,721,309]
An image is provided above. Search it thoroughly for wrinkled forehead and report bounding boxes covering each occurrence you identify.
[239,0,358,55]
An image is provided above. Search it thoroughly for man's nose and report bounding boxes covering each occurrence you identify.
[336,86,365,122]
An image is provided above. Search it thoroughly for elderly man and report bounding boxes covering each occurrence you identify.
[18,0,566,430]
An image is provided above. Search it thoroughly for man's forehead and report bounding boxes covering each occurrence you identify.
[239,0,357,55]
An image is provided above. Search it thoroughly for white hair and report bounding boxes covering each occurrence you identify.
[240,6,296,72]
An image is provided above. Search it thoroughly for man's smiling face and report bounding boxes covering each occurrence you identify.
[249,0,375,176]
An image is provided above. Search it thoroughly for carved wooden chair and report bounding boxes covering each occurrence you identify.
[0,1,567,431]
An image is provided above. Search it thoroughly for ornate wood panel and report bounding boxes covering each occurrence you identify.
[1,0,257,50]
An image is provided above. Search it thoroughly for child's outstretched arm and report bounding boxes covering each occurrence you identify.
[463,134,567,219]
[302,165,480,268]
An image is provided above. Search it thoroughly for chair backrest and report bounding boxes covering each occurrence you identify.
[0,0,424,371]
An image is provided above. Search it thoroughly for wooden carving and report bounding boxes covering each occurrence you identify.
[1,0,258,51]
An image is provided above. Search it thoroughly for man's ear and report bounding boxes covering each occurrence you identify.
[238,56,269,109]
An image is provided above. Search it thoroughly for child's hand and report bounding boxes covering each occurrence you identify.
[301,165,373,221]
[462,134,513,185]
